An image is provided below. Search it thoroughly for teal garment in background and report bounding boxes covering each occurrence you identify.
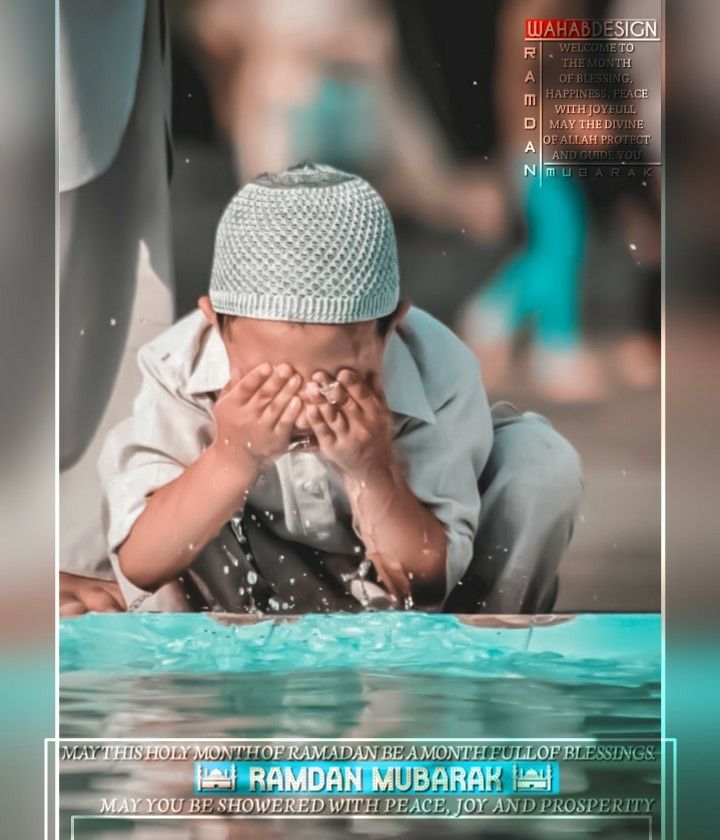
[290,75,380,172]
[479,173,588,350]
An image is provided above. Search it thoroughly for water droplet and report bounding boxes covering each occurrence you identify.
[223,565,229,575]
[247,570,257,585]
[268,597,280,611]
[185,158,190,164]
[79,328,85,336]
[629,243,637,251]
[238,587,245,595]
[109,318,117,326]
[289,578,295,586]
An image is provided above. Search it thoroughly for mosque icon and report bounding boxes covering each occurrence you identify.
[196,762,237,792]
[512,764,553,792]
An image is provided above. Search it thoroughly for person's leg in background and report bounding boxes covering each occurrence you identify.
[459,173,608,402]
[60,0,174,579]
[444,404,583,614]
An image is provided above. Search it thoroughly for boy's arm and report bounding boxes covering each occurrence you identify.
[117,363,303,591]
[305,370,450,607]
[345,464,447,607]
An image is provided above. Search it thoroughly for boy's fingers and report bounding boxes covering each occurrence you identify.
[373,562,404,602]
[335,369,378,420]
[337,368,372,405]
[253,363,296,405]
[273,395,303,433]
[59,597,88,617]
[306,404,335,445]
[303,381,325,406]
[318,401,348,434]
[262,374,302,425]
[102,580,127,610]
[235,362,273,400]
[373,557,411,602]
[311,371,349,407]
[82,587,125,613]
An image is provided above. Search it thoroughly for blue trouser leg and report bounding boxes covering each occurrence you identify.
[478,175,588,351]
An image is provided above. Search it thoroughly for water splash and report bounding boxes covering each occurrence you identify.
[60,613,660,684]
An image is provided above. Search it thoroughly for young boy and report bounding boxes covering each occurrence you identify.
[98,163,582,614]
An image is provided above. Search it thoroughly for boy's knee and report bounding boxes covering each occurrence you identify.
[492,413,583,520]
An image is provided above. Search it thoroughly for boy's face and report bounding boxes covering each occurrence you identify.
[199,297,404,440]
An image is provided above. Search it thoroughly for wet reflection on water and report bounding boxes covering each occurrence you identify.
[61,670,659,839]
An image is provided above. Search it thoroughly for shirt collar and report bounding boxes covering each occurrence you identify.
[186,323,436,425]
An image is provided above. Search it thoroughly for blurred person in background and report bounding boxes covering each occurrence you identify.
[59,0,174,614]
[182,0,506,241]
[458,0,661,402]
[607,0,661,390]
[457,0,608,403]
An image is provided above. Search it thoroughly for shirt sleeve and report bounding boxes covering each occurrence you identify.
[97,342,212,557]
[394,355,493,602]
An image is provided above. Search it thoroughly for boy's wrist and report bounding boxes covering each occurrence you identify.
[205,440,260,494]
[343,459,401,504]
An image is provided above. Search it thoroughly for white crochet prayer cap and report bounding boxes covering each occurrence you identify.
[209,163,400,323]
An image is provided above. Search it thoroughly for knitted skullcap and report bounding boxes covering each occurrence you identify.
[209,163,400,323]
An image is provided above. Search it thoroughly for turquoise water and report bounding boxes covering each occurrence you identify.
[61,612,659,680]
[60,614,661,838]
[60,613,659,738]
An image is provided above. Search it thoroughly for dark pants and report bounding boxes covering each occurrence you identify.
[184,406,582,615]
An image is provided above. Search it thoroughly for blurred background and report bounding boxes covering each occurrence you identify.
[164,0,662,612]
[1,0,719,837]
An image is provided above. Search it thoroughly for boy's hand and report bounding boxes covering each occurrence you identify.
[304,368,395,478]
[60,572,126,616]
[212,362,303,469]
